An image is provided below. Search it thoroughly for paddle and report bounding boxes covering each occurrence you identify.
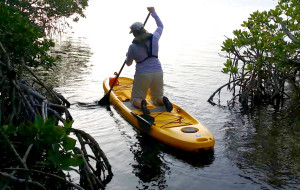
[131,112,154,133]
[98,12,151,106]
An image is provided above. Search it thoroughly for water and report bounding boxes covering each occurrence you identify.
[50,0,300,189]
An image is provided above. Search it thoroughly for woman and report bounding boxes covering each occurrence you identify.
[126,7,172,114]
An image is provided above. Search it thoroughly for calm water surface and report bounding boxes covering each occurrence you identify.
[50,0,300,189]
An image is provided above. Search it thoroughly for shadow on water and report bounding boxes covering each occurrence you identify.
[223,105,300,189]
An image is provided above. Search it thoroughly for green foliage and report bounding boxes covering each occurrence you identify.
[0,3,54,68]
[0,0,89,69]
[222,59,238,73]
[1,117,83,171]
[0,0,89,126]
[220,0,299,108]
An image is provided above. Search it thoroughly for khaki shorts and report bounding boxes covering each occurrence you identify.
[131,71,163,105]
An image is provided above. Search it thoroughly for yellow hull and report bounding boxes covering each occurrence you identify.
[103,77,215,152]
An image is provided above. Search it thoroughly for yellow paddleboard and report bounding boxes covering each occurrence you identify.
[103,77,215,152]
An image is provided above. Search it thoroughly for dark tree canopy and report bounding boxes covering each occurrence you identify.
[1,0,88,68]
[0,0,89,126]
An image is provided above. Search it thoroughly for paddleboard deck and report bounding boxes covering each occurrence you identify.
[103,77,215,152]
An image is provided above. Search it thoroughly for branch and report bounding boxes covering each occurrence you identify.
[0,42,11,68]
[80,149,103,189]
[41,100,48,122]
[48,108,66,123]
[73,129,113,187]
[49,103,73,121]
[0,129,31,182]
[24,66,62,105]
[4,168,84,190]
[208,79,239,105]
[18,88,37,118]
[0,172,45,190]
[23,144,34,164]
[19,82,46,101]
[73,129,112,176]
[281,22,298,43]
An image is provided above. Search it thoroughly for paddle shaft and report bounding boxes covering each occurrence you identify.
[107,12,151,94]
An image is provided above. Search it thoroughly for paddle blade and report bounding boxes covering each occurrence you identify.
[131,112,155,133]
[98,93,110,106]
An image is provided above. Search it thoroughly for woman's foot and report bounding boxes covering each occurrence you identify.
[163,97,173,112]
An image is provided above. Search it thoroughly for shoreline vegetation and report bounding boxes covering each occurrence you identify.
[1,0,113,189]
[208,0,299,113]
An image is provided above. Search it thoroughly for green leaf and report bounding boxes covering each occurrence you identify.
[224,59,232,67]
[222,68,229,73]
[34,116,44,131]
[69,154,83,167]
[48,149,60,167]
[1,125,8,132]
[62,137,76,151]
[60,152,73,169]
[6,124,17,135]
[63,120,74,130]
[54,126,66,139]
[18,123,38,137]
[245,64,254,71]
[1,125,17,135]
[231,67,238,73]
[41,117,56,134]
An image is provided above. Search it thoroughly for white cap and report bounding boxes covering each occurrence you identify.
[129,22,144,34]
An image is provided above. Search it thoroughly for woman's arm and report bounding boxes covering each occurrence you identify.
[147,7,163,38]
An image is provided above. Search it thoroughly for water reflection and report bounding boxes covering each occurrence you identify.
[162,147,215,168]
[101,106,169,189]
[45,36,92,87]
[130,131,215,189]
[130,135,215,189]
[223,106,300,189]
[130,135,169,189]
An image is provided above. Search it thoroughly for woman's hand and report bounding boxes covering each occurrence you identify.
[147,7,155,13]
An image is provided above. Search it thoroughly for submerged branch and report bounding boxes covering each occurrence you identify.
[73,129,113,189]
[208,79,239,106]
